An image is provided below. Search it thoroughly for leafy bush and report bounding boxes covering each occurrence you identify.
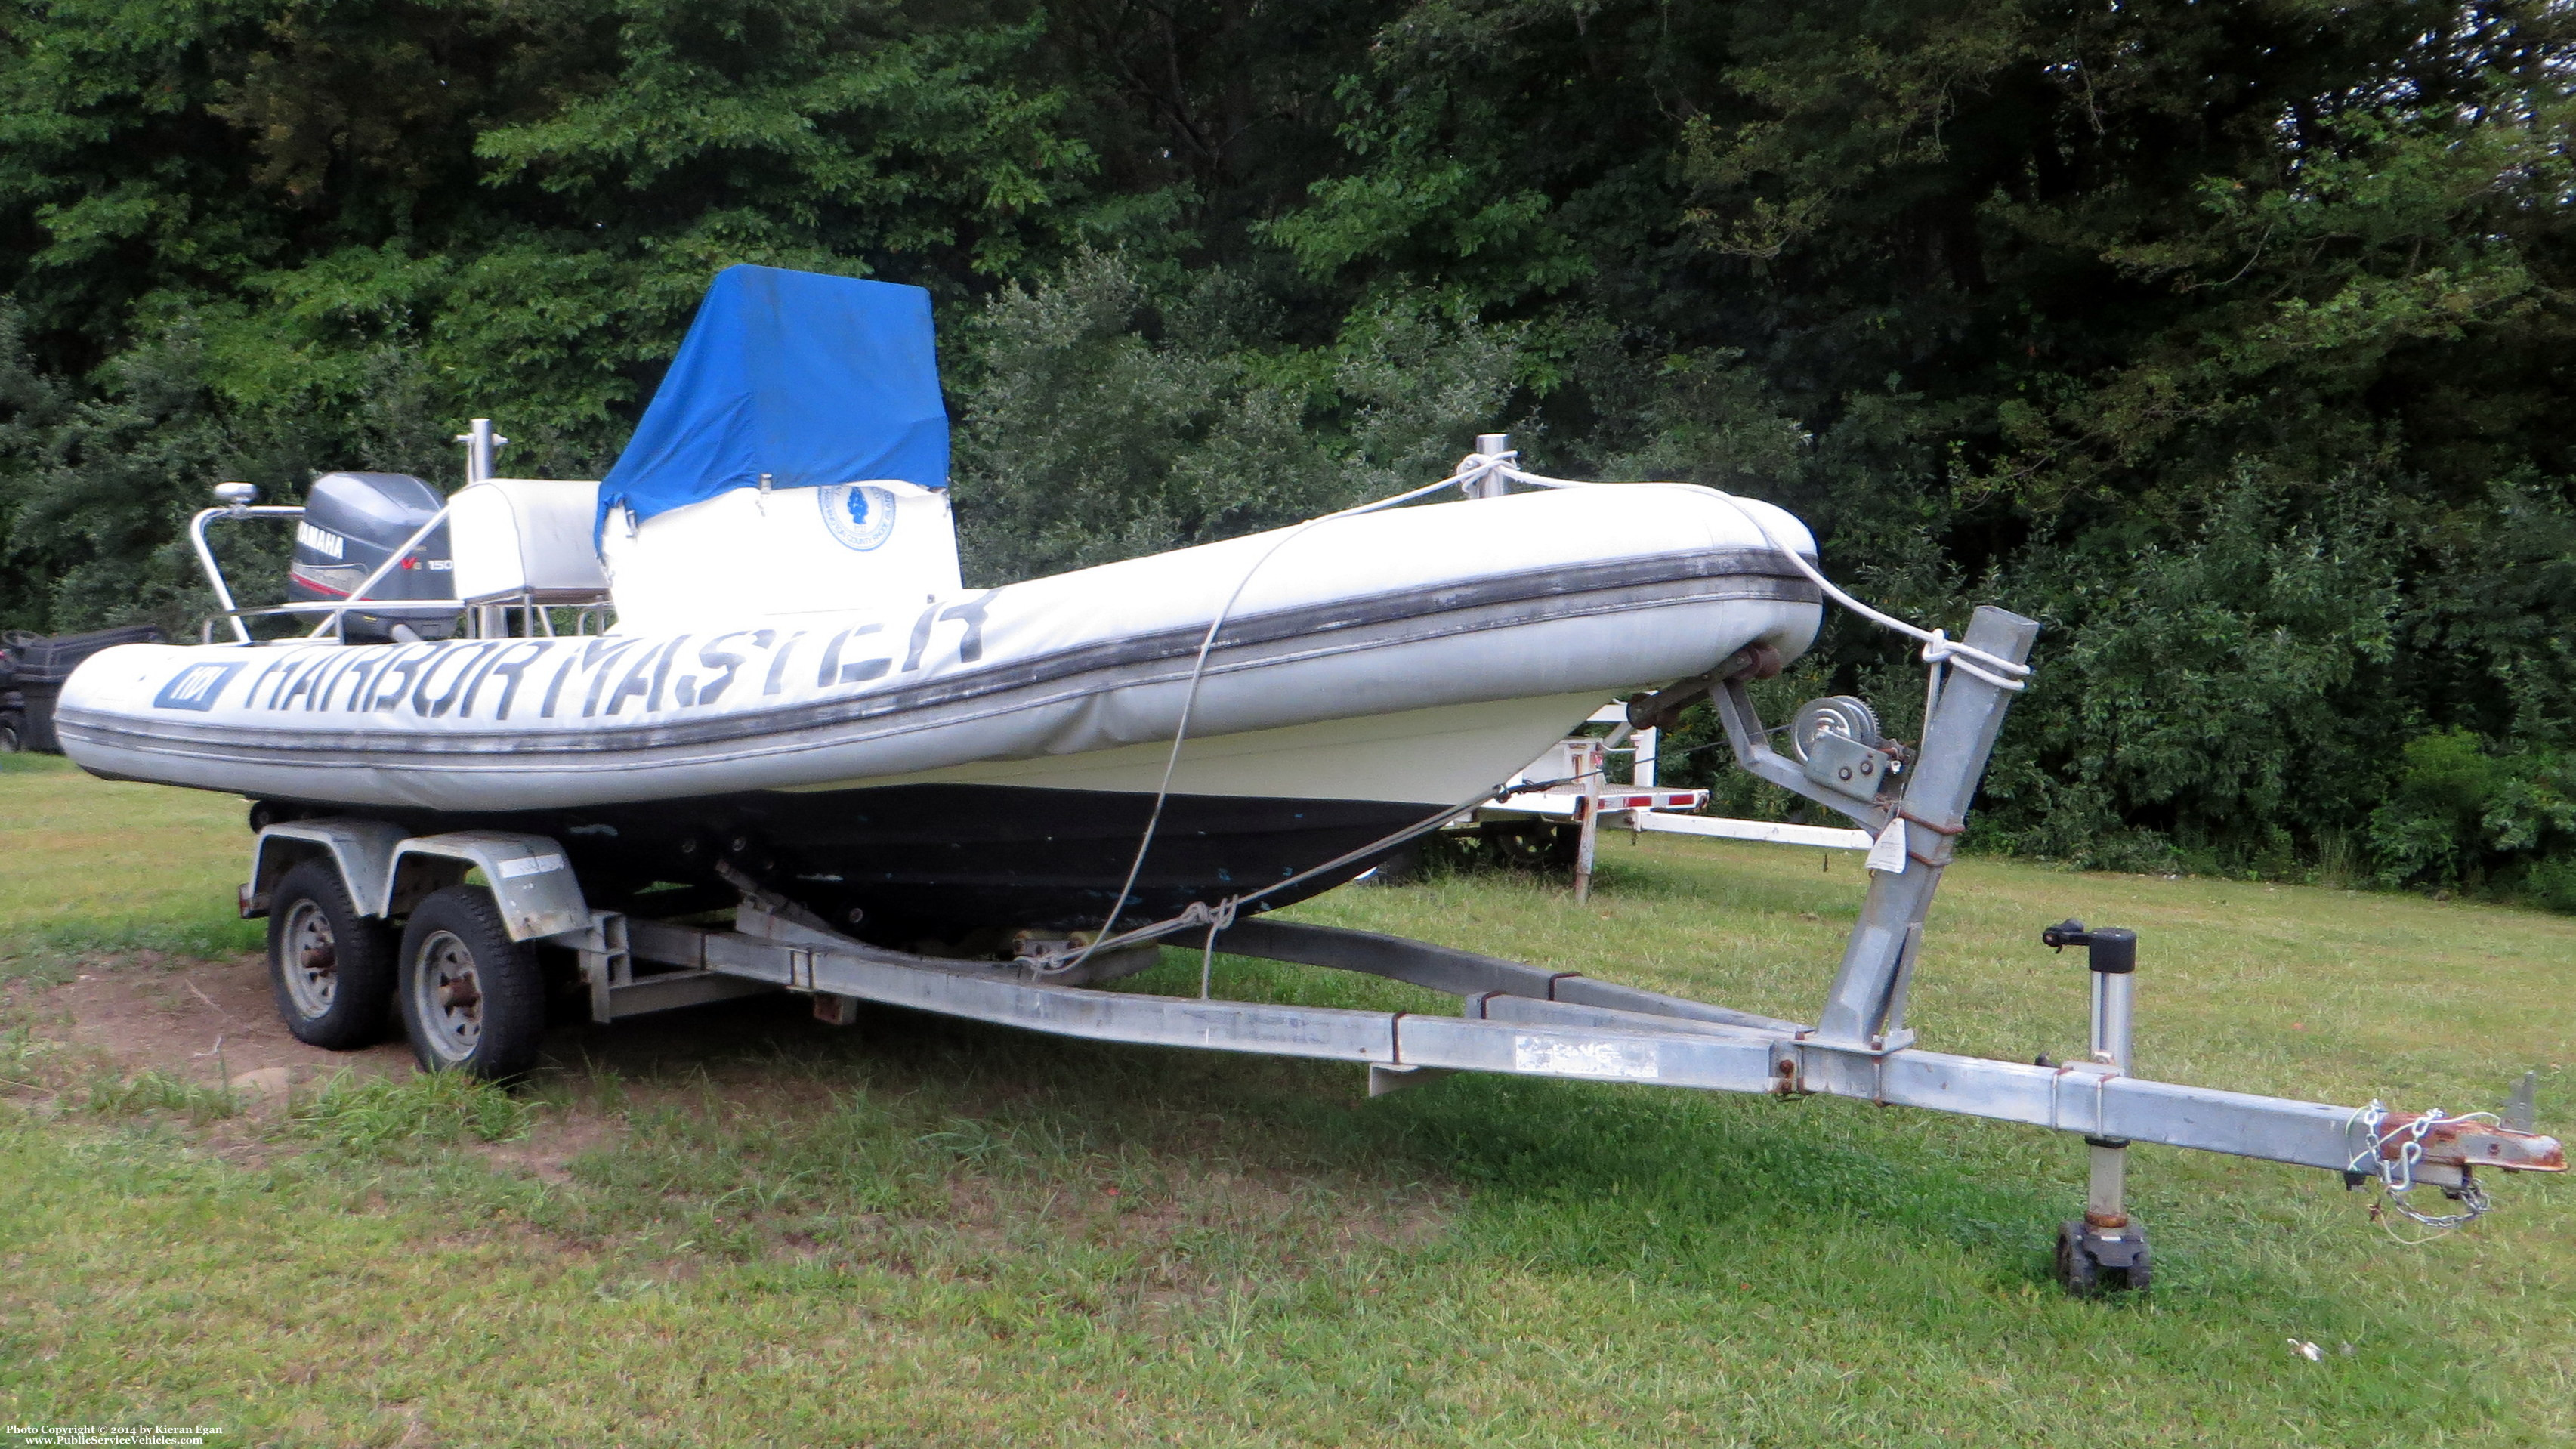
[2528,857,2576,914]
[1979,476,2402,873]
[2368,731,2576,898]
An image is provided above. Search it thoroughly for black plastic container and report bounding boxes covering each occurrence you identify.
[5,623,167,752]
[0,635,21,752]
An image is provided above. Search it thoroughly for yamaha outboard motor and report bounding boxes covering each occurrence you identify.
[287,472,460,642]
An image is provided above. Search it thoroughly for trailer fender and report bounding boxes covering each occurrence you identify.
[385,830,588,941]
[243,818,410,920]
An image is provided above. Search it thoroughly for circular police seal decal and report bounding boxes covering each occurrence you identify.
[819,484,898,551]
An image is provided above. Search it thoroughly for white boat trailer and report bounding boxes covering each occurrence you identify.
[243,604,2564,1293]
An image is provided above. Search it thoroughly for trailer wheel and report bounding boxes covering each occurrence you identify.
[266,859,398,1049]
[398,885,545,1083]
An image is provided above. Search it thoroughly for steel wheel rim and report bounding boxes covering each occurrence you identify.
[280,899,338,1018]
[413,928,483,1063]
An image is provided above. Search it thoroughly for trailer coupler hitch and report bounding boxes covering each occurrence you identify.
[2340,1095,2564,1237]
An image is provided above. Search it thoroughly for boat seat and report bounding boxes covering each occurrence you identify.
[449,478,612,605]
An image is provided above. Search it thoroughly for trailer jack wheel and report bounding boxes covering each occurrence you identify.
[2056,1219,2151,1297]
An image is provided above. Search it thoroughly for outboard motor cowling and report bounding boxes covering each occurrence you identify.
[289,472,460,641]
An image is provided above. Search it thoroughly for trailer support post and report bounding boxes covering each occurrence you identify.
[2086,926,2137,1219]
[2043,921,2150,1293]
[1572,741,1602,904]
[1815,606,2040,1049]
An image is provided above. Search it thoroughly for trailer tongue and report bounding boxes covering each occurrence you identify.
[571,901,2559,1297]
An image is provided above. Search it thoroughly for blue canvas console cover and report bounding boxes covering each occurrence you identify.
[598,265,948,538]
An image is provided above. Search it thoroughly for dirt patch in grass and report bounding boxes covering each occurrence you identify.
[37,947,414,1089]
[7,944,1463,1284]
[471,1108,623,1183]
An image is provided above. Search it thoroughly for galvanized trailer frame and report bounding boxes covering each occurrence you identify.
[245,601,2564,1292]
[572,904,2538,1193]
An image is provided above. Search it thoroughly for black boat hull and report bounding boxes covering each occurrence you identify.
[262,783,1433,941]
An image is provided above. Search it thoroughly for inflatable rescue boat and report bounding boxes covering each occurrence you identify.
[54,266,1823,939]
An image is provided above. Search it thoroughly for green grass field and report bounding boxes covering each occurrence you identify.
[1,754,2568,1447]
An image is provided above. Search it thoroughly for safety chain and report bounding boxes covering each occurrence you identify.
[2346,1100,2497,1237]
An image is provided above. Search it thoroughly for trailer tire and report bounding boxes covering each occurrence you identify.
[398,885,546,1083]
[266,859,399,1049]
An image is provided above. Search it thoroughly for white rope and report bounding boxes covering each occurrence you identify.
[1052,464,1489,977]
[1042,771,1555,968]
[1045,742,1657,971]
[1483,456,2031,692]
[1049,443,2031,976]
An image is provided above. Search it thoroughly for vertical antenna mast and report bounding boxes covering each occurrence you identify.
[456,418,508,484]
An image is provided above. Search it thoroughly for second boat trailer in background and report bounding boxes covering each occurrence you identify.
[1477,702,1874,901]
